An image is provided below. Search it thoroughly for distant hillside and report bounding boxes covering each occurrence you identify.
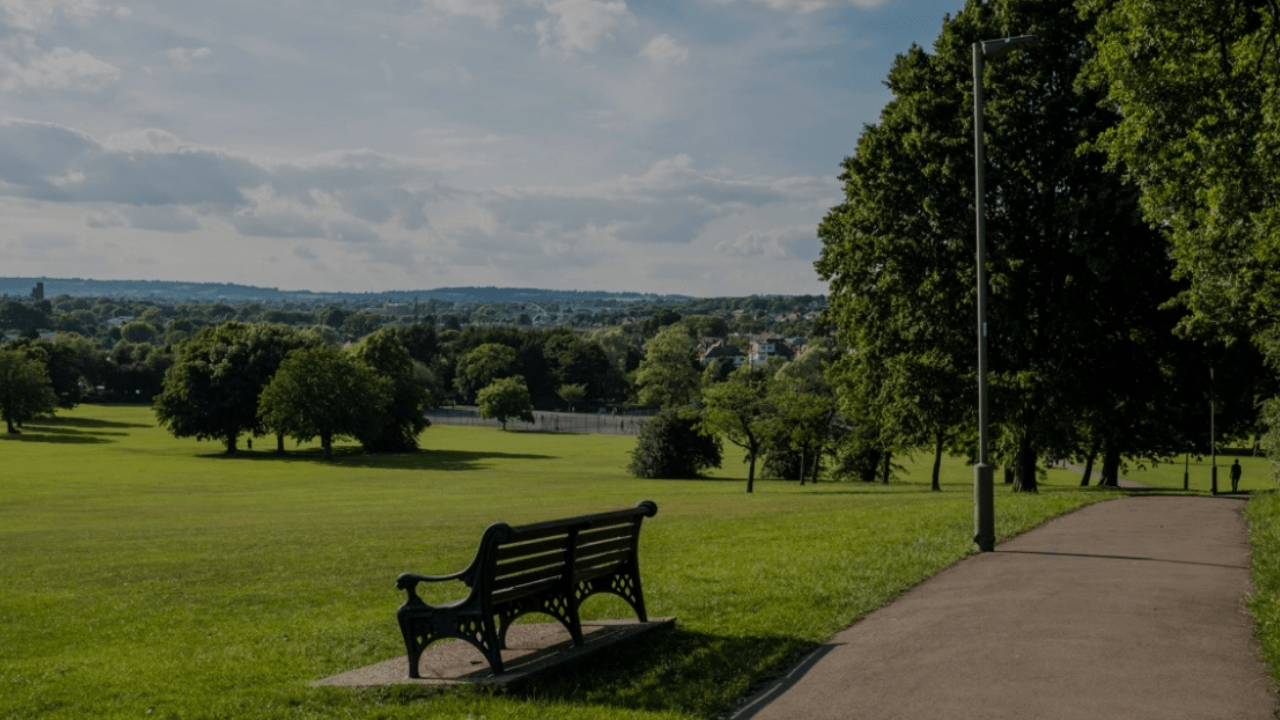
[0,278,690,305]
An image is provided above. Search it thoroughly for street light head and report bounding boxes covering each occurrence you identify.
[981,35,1038,59]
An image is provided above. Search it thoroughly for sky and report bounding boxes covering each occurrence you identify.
[0,0,966,297]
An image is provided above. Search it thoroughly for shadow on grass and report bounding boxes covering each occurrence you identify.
[0,413,148,445]
[524,627,812,716]
[203,446,555,471]
[0,427,115,444]
[377,627,815,718]
[30,415,150,430]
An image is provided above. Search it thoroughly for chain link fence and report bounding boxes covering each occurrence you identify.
[424,407,654,435]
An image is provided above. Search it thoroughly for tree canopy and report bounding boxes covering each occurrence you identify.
[1086,0,1280,344]
[0,348,58,434]
[258,346,392,460]
[153,323,316,452]
[350,328,430,452]
[817,0,1190,491]
[702,366,774,493]
[476,376,535,430]
[633,324,701,409]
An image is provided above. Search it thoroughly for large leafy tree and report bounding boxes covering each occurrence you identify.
[633,324,701,409]
[768,341,840,486]
[543,330,612,404]
[817,0,1180,491]
[702,366,774,493]
[1086,0,1280,344]
[453,343,518,404]
[258,346,392,460]
[350,328,430,452]
[153,323,316,453]
[0,348,58,433]
[4,334,103,408]
[628,408,722,479]
[476,376,535,430]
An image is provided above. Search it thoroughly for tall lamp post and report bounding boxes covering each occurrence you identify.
[1210,368,1218,496]
[974,35,1037,553]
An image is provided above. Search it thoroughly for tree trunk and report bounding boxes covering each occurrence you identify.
[860,449,881,482]
[931,429,944,492]
[1004,466,1014,485]
[1011,435,1038,493]
[811,446,822,484]
[322,433,333,461]
[224,433,237,454]
[5,416,17,434]
[799,445,807,486]
[1080,441,1099,487]
[746,453,756,493]
[276,432,285,454]
[880,450,891,485]
[1099,443,1121,487]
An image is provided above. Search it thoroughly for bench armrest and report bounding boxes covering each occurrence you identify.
[396,569,471,590]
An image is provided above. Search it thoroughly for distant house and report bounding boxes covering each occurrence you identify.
[750,338,795,365]
[701,340,746,368]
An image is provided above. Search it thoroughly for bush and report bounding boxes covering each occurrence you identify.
[628,408,722,479]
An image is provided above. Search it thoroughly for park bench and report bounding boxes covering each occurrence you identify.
[395,500,659,677]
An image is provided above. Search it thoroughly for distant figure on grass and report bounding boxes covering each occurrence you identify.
[1231,460,1242,493]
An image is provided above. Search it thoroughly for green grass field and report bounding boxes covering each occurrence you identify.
[0,405,1203,719]
[1117,452,1274,492]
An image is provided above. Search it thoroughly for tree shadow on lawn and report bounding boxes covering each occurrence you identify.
[380,627,816,718]
[204,446,555,472]
[33,415,150,429]
[1,422,119,444]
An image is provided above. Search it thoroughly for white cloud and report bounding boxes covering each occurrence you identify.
[230,211,325,239]
[715,225,816,259]
[0,0,103,31]
[102,128,188,153]
[475,155,810,247]
[86,206,201,233]
[640,34,688,70]
[704,0,889,11]
[419,0,506,26]
[166,46,211,71]
[0,39,120,90]
[535,0,634,56]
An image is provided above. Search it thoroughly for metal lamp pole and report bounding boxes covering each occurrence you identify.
[974,35,1037,553]
[1211,367,1218,496]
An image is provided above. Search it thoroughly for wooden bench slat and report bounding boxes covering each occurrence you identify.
[577,535,634,557]
[575,548,632,572]
[492,563,566,591]
[574,560,625,584]
[577,525,637,545]
[495,551,569,578]
[490,577,559,605]
[507,517,592,541]
[497,536,570,560]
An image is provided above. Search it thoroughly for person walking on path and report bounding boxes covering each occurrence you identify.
[1232,459,1243,492]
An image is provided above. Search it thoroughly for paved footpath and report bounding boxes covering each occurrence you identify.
[730,496,1278,719]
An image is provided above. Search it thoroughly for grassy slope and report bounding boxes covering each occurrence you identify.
[1,406,1118,720]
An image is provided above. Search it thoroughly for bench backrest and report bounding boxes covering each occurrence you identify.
[476,500,657,608]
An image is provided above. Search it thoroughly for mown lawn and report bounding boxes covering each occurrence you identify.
[2,405,1124,719]
[1115,452,1273,492]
